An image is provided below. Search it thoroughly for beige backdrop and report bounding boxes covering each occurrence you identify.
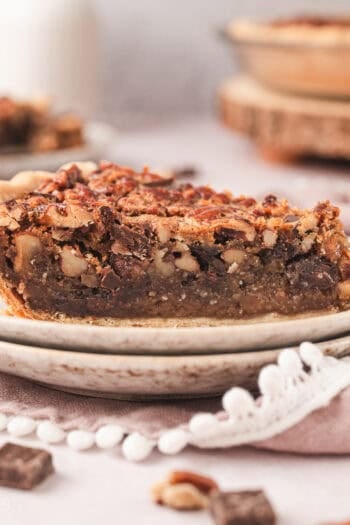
[93,0,350,128]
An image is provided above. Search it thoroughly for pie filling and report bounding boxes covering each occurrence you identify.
[0,162,349,320]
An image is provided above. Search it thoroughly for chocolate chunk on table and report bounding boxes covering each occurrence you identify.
[0,443,54,490]
[210,490,276,525]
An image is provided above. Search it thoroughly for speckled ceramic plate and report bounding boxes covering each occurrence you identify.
[0,336,349,399]
[0,307,350,355]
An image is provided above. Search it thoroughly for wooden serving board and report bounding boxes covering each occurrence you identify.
[219,76,350,160]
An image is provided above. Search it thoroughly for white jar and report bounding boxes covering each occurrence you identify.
[0,0,98,117]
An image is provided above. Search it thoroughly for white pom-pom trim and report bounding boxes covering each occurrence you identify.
[299,341,323,368]
[7,416,36,437]
[36,421,65,444]
[223,387,255,417]
[278,349,303,376]
[122,432,154,462]
[258,364,284,398]
[189,413,219,435]
[158,428,188,455]
[67,430,95,451]
[95,424,124,449]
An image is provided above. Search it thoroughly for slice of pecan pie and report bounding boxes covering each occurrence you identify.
[0,97,83,153]
[0,161,349,322]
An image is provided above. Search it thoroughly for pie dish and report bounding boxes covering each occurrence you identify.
[0,161,349,324]
[227,15,350,97]
[0,96,84,153]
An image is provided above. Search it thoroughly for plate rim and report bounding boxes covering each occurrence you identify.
[0,120,117,177]
[0,307,350,354]
[0,334,348,399]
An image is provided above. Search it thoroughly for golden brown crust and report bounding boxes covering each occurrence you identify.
[0,171,54,202]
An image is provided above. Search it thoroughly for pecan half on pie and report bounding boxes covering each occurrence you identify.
[0,161,349,322]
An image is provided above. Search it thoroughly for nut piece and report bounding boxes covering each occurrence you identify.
[60,246,88,277]
[161,483,208,510]
[14,234,43,273]
[156,223,171,244]
[59,161,98,176]
[173,241,190,253]
[338,280,350,300]
[168,470,219,494]
[45,204,93,229]
[221,248,245,265]
[298,213,318,235]
[229,219,256,242]
[0,171,54,202]
[0,205,20,231]
[154,249,175,277]
[262,229,277,248]
[151,470,218,512]
[301,232,317,253]
[175,252,200,273]
[151,481,168,504]
[227,262,238,274]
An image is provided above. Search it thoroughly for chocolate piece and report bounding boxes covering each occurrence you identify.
[210,490,276,525]
[0,443,54,490]
[0,162,350,322]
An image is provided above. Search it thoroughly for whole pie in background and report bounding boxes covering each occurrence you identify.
[226,14,350,97]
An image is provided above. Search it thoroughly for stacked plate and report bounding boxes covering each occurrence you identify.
[0,121,116,178]
[0,308,350,400]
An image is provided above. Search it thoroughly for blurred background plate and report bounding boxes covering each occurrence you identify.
[0,121,117,178]
[226,35,350,99]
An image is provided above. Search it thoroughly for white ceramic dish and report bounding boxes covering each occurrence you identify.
[0,336,348,399]
[0,121,116,177]
[1,308,350,355]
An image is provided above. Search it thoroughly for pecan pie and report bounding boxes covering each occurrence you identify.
[0,97,84,153]
[227,15,350,97]
[0,161,349,322]
[228,15,350,44]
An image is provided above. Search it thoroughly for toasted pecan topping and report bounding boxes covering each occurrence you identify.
[168,470,219,494]
[0,162,343,252]
[151,470,218,511]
